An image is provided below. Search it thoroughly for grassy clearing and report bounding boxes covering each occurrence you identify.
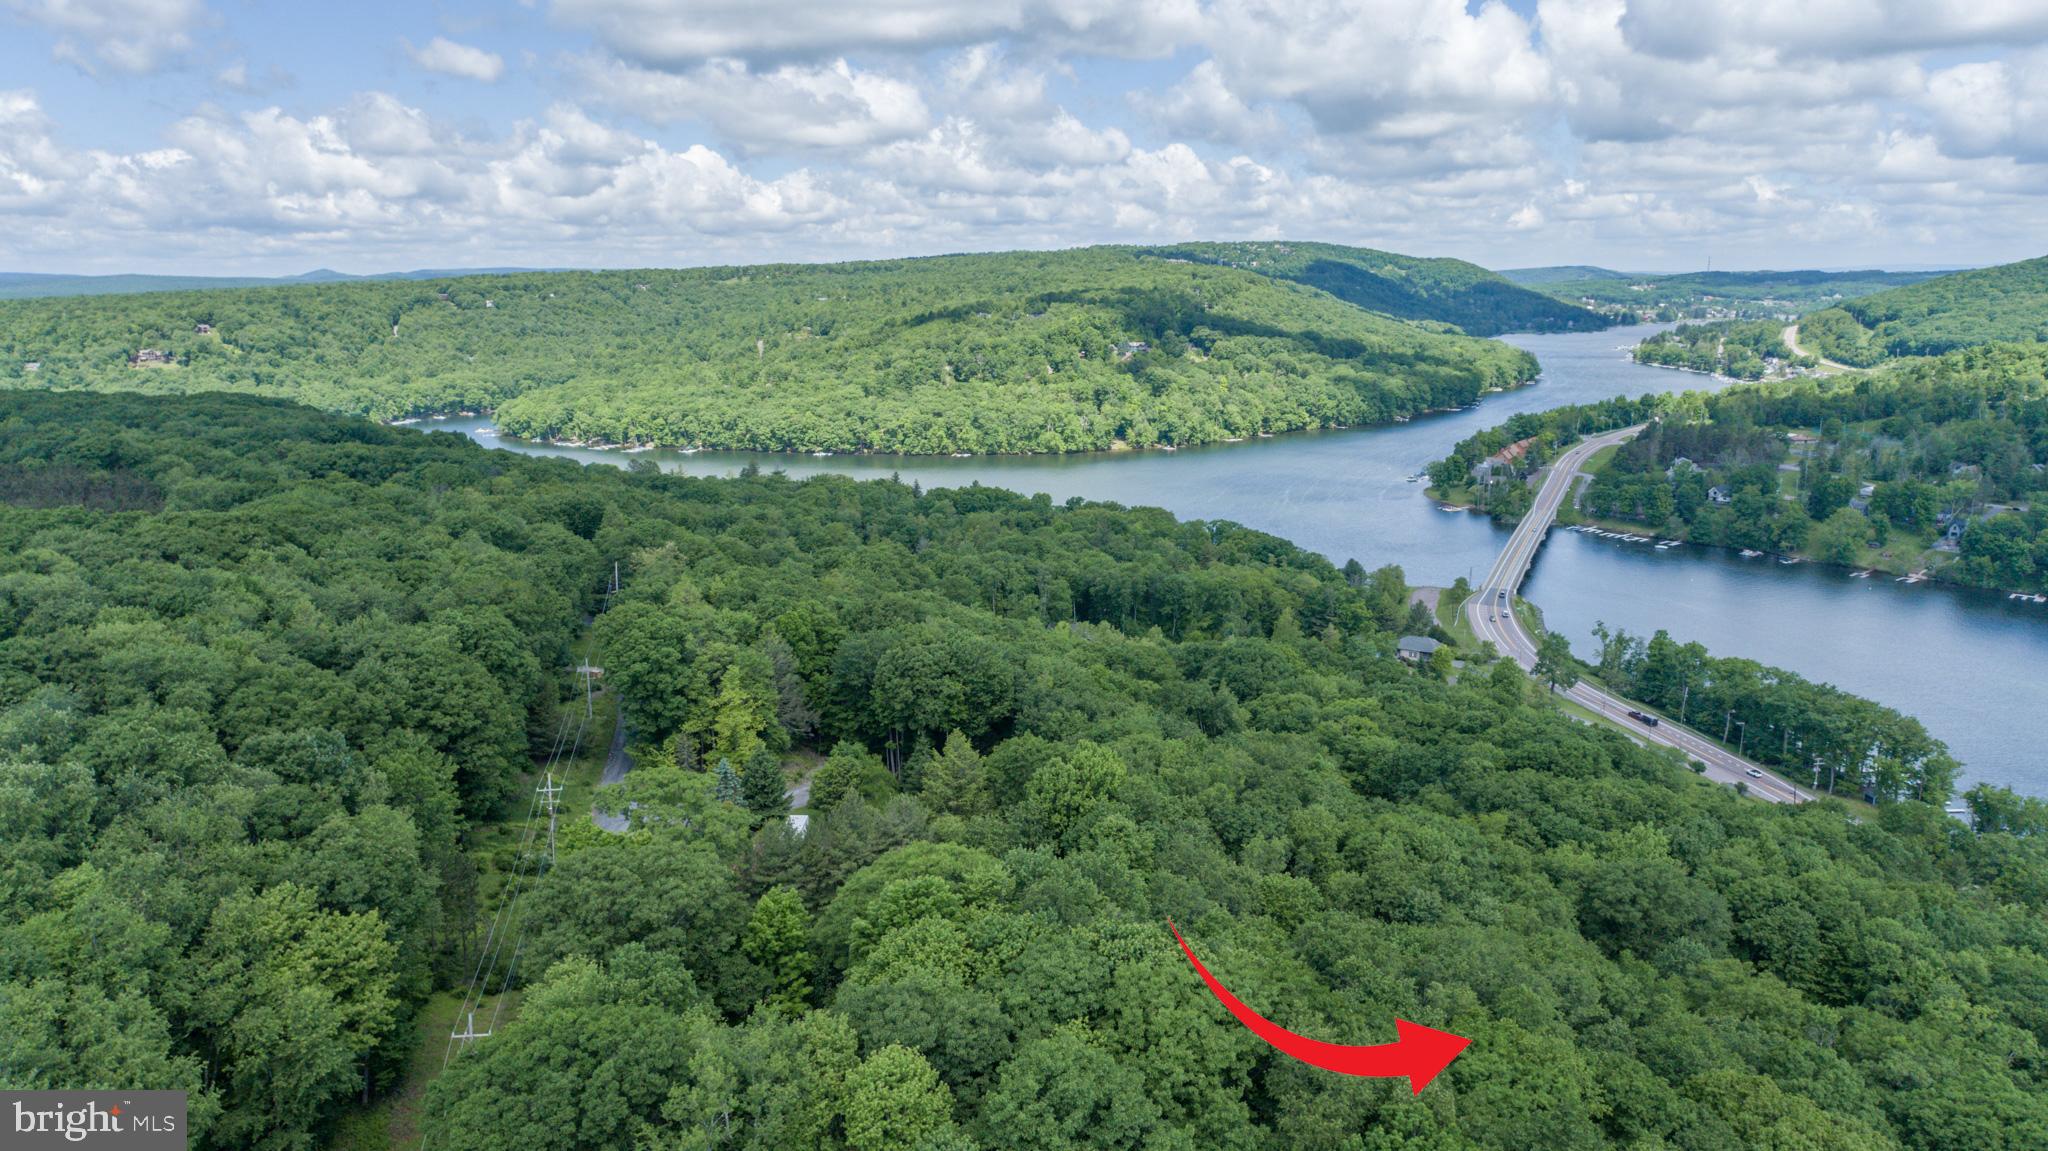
[327,630,611,1150]
[327,989,514,1151]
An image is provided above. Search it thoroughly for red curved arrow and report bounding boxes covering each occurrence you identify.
[1169,920,1469,1094]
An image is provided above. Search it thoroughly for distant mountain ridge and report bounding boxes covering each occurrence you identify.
[1498,265,1629,285]
[1144,241,1609,335]
[1513,267,1945,321]
[0,267,547,300]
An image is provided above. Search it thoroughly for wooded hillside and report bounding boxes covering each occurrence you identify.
[1150,240,1606,335]
[0,247,1538,455]
[1798,256,2048,365]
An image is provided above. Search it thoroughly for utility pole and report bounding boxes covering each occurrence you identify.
[538,772,563,866]
[1724,711,1733,742]
[451,1009,491,1045]
[584,663,594,720]
[1736,721,1747,758]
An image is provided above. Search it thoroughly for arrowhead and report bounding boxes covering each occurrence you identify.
[1395,1019,1471,1094]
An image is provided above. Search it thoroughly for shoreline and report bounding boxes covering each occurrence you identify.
[1557,510,2048,599]
[391,375,1541,459]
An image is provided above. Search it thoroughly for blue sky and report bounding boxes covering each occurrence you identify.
[3,1,2045,275]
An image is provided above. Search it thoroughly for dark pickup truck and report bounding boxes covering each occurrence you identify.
[1626,710,1661,727]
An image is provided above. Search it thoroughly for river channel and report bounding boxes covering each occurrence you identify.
[434,323,2042,797]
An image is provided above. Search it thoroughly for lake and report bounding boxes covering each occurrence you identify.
[435,323,2043,797]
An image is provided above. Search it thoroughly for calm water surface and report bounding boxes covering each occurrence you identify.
[437,323,2044,795]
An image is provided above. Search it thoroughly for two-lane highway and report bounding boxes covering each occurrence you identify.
[1462,425,1813,804]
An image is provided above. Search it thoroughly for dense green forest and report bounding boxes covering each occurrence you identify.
[1150,241,1606,335]
[0,247,1537,455]
[1633,321,1803,380]
[6,391,2047,1151]
[1509,269,1942,322]
[1798,256,2048,366]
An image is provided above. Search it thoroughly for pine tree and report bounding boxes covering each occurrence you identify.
[921,729,989,817]
[742,749,789,822]
[714,757,744,805]
[899,733,936,794]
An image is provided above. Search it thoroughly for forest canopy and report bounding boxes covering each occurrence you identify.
[0,246,1539,456]
[3,391,2045,1151]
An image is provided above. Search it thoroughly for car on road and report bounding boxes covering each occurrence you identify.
[1626,710,1660,727]
[1746,768,1765,779]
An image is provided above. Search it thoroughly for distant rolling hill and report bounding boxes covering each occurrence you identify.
[0,267,545,300]
[1795,255,2048,366]
[1145,241,1609,335]
[1518,268,1945,322]
[1498,265,1628,286]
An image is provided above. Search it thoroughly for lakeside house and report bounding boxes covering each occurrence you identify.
[130,348,173,366]
[1706,484,1733,505]
[1397,635,1442,664]
[194,323,212,334]
[1471,435,1539,482]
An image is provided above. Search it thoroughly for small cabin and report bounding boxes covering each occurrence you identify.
[194,323,213,334]
[1397,635,1442,665]
[130,348,173,366]
[21,361,38,372]
[1706,485,1733,505]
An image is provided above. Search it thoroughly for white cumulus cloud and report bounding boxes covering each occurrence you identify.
[409,36,506,83]
[579,55,929,151]
[6,0,208,72]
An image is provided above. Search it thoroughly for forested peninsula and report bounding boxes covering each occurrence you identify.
[5,391,2047,1151]
[0,246,1541,455]
[1433,342,2048,593]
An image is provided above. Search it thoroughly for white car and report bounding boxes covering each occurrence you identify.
[1745,768,1764,779]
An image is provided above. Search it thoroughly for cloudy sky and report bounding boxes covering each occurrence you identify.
[3,0,2045,275]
